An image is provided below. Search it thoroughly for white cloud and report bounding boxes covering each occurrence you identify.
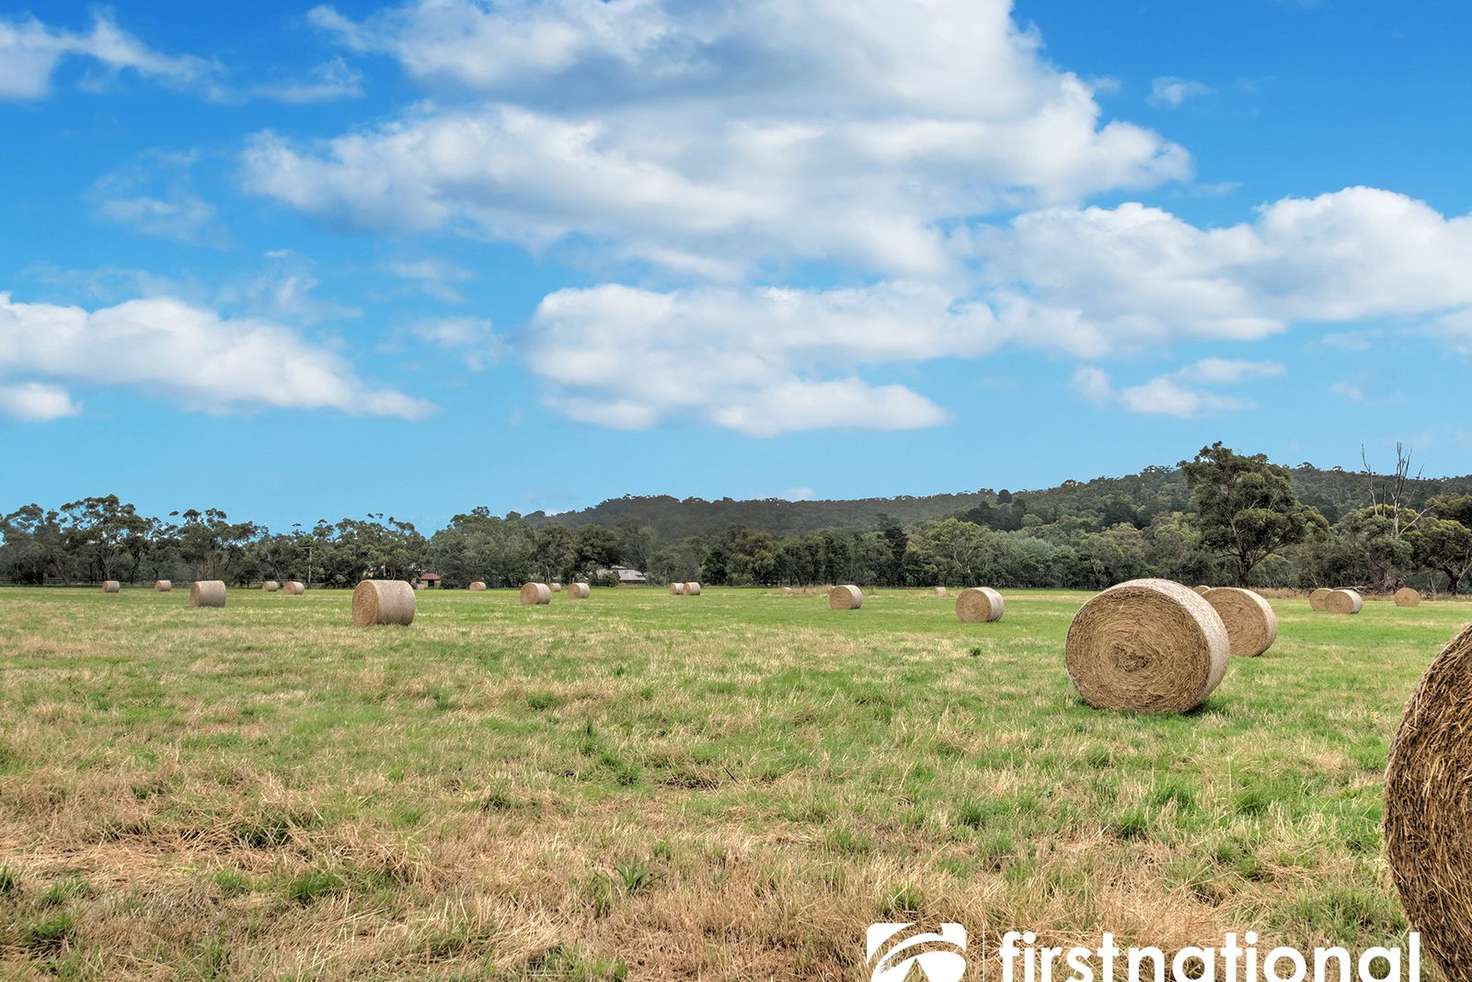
[387,258,473,302]
[1149,77,1214,108]
[1331,382,1364,402]
[98,194,218,244]
[1074,358,1280,418]
[1176,357,1285,384]
[249,58,363,104]
[248,0,1188,279]
[0,292,431,420]
[410,317,502,370]
[0,12,210,100]
[0,382,80,422]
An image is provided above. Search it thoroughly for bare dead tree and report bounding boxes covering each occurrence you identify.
[1362,442,1432,538]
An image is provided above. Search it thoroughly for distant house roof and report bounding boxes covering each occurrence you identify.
[418,572,442,581]
[598,565,648,582]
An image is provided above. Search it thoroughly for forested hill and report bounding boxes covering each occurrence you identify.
[534,462,1472,537]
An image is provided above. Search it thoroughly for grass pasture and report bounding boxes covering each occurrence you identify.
[0,585,1460,979]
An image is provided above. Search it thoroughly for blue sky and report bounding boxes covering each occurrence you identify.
[2,0,1469,530]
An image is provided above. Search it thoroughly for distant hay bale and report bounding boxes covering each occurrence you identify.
[352,580,416,626]
[670,583,686,596]
[102,580,120,593]
[1385,622,1472,980]
[1309,588,1332,610]
[552,582,563,592]
[570,582,591,599]
[1395,587,1423,607]
[1326,588,1364,614]
[829,585,863,610]
[154,580,172,592]
[262,581,280,592]
[684,582,701,596]
[283,581,305,595]
[413,582,425,590]
[956,587,1004,623]
[469,581,487,591]
[782,587,794,596]
[1065,578,1230,713]
[190,580,226,608]
[1193,585,1212,596]
[934,586,947,597]
[520,582,551,606]
[1203,587,1278,658]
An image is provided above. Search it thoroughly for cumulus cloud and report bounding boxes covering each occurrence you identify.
[0,11,211,100]
[1074,358,1281,418]
[0,292,431,420]
[1148,77,1213,108]
[0,382,80,422]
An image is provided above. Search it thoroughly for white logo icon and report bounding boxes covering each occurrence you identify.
[866,922,968,982]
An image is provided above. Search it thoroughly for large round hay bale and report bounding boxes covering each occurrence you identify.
[1065,578,1230,713]
[670,582,686,596]
[1385,622,1472,980]
[1193,585,1212,596]
[829,585,863,610]
[934,586,947,598]
[1395,587,1423,608]
[1309,588,1332,610]
[468,581,487,591]
[684,582,701,596]
[1326,588,1364,614]
[520,582,551,605]
[262,580,280,592]
[102,580,120,593]
[352,580,415,626]
[956,587,1004,623]
[1202,587,1278,658]
[154,580,172,592]
[569,582,591,599]
[190,580,226,608]
[283,581,305,595]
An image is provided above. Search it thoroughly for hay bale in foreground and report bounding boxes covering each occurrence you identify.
[190,580,226,608]
[956,587,1004,623]
[684,582,701,596]
[283,581,305,595]
[102,580,120,593]
[469,581,487,591]
[352,580,415,626]
[934,586,947,598]
[670,582,686,596]
[1326,588,1364,614]
[520,582,551,605]
[1065,578,1230,713]
[154,580,172,592]
[569,582,591,599]
[829,585,863,610]
[1203,587,1278,658]
[262,580,280,592]
[1395,587,1423,607]
[1309,588,1332,610]
[1385,622,1472,981]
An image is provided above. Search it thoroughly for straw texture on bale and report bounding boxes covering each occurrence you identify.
[1326,588,1364,614]
[283,581,305,595]
[670,582,686,595]
[1193,585,1212,596]
[154,580,172,592]
[1202,587,1278,658]
[956,587,1004,623]
[1065,578,1230,713]
[1309,588,1332,610]
[352,580,415,626]
[934,586,947,597]
[1395,587,1423,607]
[520,582,551,605]
[469,581,487,591]
[829,585,863,610]
[190,580,226,608]
[684,582,701,596]
[262,580,280,592]
[1385,622,1472,982]
[569,582,591,599]
[102,580,120,593]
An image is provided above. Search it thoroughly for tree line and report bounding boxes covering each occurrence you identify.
[5,444,1471,594]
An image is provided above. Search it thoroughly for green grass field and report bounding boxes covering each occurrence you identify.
[0,585,1460,979]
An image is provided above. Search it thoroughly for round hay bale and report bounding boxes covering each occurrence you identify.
[829,585,863,610]
[352,580,415,626]
[1309,588,1332,610]
[1202,587,1277,658]
[154,580,172,592]
[1193,585,1212,596]
[552,582,563,591]
[570,582,591,599]
[1064,578,1230,713]
[283,581,305,595]
[468,581,487,591]
[190,580,226,608]
[670,582,686,596]
[520,582,551,605]
[262,580,280,592]
[782,587,794,596]
[1395,587,1423,608]
[956,587,1004,623]
[1326,588,1364,614]
[934,586,947,598]
[684,582,701,596]
[102,580,120,593]
[1385,622,1472,979]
